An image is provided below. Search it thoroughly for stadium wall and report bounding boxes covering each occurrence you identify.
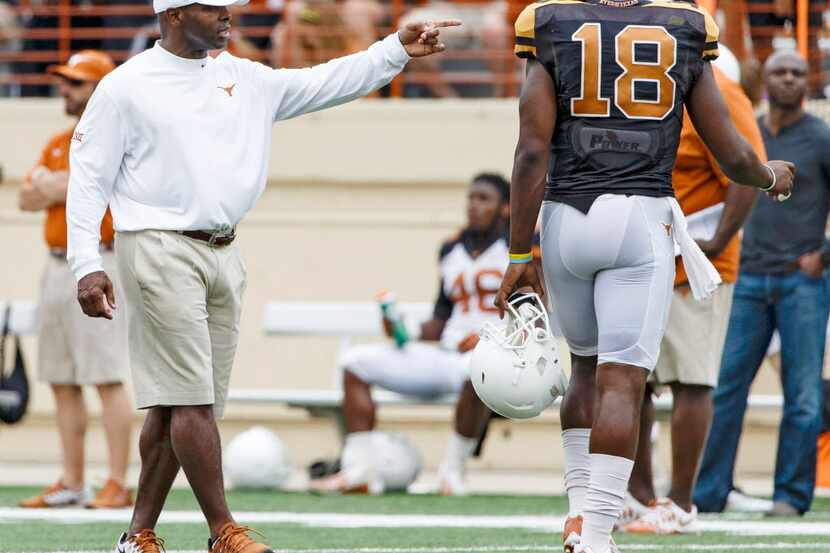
[0,99,790,483]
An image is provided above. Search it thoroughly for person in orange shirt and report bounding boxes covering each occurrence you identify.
[619,61,767,534]
[17,51,133,510]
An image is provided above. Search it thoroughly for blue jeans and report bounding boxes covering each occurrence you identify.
[694,270,828,513]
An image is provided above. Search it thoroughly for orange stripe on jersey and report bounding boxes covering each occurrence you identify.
[514,1,585,59]
[514,3,537,58]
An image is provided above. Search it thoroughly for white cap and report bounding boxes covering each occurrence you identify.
[153,0,249,14]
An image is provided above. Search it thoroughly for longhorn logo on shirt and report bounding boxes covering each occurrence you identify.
[217,83,236,97]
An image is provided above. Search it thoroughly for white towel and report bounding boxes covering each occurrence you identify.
[668,198,722,301]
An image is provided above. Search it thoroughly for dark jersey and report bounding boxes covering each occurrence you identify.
[515,0,720,213]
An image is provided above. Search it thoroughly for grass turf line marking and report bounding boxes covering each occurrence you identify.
[38,545,830,553]
[3,508,830,535]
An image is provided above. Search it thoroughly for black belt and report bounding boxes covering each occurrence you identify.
[178,229,236,247]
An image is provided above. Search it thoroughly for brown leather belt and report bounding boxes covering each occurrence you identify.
[178,229,236,247]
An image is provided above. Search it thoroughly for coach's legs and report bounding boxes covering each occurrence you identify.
[128,407,180,534]
[171,405,233,537]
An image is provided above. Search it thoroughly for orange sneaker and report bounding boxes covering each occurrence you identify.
[19,480,91,508]
[115,529,165,553]
[87,479,133,509]
[208,523,274,553]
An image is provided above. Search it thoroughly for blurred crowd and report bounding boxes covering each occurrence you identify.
[1,0,827,98]
[0,0,533,98]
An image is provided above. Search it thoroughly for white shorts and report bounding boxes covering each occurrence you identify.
[338,342,471,397]
[540,194,676,370]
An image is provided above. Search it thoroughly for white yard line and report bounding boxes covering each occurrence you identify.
[3,507,830,536]
[38,545,830,553]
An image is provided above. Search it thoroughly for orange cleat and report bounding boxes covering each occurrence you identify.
[115,529,165,553]
[208,523,274,553]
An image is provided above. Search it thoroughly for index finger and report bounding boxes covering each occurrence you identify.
[432,19,463,28]
[494,289,507,320]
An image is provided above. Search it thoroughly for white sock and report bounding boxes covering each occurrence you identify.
[562,428,591,516]
[341,431,376,484]
[442,432,478,473]
[583,453,634,553]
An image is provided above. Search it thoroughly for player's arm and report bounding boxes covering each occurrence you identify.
[686,64,793,198]
[698,89,765,257]
[67,88,125,319]
[420,278,450,342]
[698,183,757,257]
[265,21,460,121]
[495,60,555,315]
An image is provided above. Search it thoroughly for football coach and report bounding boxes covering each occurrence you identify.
[65,1,459,551]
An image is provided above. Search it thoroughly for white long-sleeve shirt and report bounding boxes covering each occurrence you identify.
[67,35,410,281]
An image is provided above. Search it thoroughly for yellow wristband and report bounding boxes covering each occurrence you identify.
[509,252,533,264]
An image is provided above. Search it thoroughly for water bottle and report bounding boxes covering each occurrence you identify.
[377,290,409,348]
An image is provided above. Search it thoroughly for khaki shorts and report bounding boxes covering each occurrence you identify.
[115,230,246,418]
[653,282,734,387]
[38,251,130,385]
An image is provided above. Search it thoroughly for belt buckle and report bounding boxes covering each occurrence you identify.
[208,224,233,247]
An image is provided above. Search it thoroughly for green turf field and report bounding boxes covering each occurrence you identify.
[1,487,829,553]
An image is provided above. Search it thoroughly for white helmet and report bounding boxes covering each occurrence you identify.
[470,292,567,419]
[373,432,423,491]
[224,426,292,489]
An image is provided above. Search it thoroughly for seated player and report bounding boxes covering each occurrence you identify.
[310,173,514,495]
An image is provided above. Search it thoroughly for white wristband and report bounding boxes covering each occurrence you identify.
[760,164,776,192]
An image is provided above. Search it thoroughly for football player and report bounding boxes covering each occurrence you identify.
[496,2,795,553]
[311,173,516,495]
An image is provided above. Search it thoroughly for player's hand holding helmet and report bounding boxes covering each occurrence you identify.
[470,292,567,420]
[765,160,796,202]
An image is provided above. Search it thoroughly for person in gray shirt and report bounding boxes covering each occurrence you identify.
[695,51,830,517]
